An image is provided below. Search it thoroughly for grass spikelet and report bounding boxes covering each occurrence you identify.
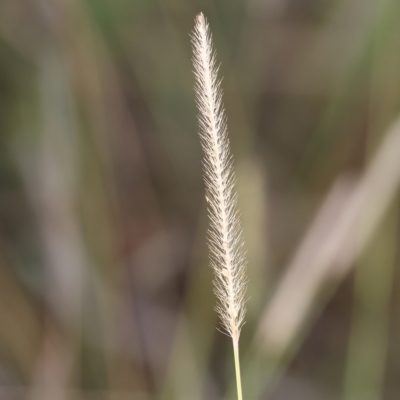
[191,12,247,400]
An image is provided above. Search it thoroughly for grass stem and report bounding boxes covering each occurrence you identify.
[233,340,243,400]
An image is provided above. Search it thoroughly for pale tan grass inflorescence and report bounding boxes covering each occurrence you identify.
[191,12,247,345]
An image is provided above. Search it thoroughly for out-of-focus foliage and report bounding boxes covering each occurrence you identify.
[1,0,400,399]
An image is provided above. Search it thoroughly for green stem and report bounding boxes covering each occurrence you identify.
[233,340,243,400]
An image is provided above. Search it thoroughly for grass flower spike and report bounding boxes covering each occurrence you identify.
[191,13,247,400]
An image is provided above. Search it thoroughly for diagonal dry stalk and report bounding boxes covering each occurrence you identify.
[191,13,247,400]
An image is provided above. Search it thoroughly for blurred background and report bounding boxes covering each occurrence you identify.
[1,0,400,399]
